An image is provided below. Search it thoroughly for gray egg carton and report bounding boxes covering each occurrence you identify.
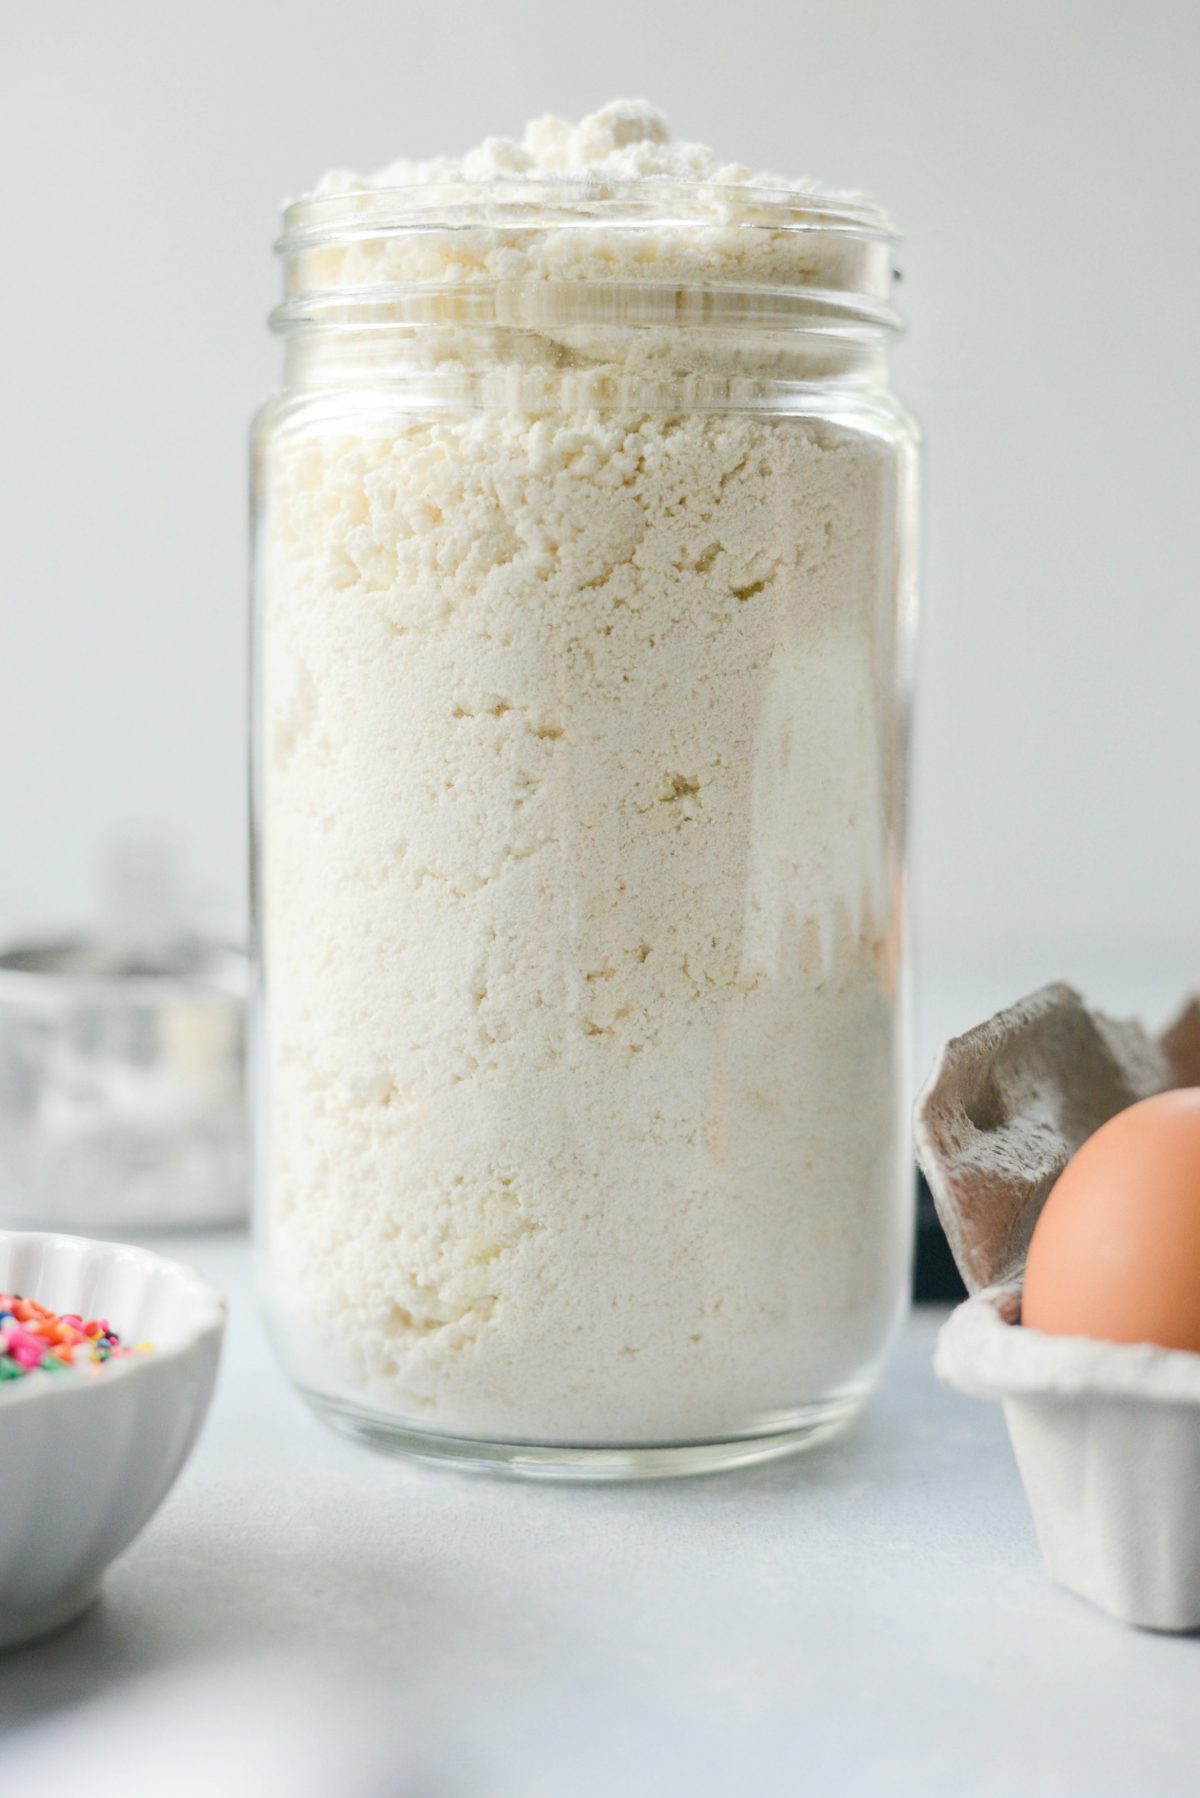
[916,983,1200,1631]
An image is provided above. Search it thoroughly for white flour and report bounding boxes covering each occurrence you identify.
[261,103,910,1442]
[318,97,811,192]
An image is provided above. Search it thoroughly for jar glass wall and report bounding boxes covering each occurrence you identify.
[251,178,919,1477]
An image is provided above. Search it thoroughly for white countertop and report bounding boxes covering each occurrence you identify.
[3,1228,1199,1794]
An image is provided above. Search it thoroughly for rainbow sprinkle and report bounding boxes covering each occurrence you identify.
[0,1293,152,1382]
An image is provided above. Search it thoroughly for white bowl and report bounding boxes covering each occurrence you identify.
[0,1230,225,1650]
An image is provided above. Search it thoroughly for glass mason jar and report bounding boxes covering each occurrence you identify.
[251,178,919,1477]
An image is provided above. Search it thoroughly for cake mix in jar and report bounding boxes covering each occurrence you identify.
[252,100,920,1475]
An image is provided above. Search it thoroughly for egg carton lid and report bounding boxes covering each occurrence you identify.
[915,981,1200,1296]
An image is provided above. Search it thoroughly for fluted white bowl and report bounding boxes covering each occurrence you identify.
[0,1230,225,1650]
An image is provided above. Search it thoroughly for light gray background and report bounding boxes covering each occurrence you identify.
[3,0,1198,1039]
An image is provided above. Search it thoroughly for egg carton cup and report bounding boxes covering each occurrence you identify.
[916,981,1200,1631]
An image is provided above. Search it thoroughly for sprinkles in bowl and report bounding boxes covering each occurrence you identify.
[0,1292,152,1380]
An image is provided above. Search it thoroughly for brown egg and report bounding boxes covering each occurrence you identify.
[1022,1087,1200,1352]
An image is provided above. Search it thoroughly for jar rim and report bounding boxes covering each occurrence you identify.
[269,280,904,342]
[278,176,896,255]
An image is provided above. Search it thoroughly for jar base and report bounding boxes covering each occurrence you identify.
[301,1388,867,1481]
